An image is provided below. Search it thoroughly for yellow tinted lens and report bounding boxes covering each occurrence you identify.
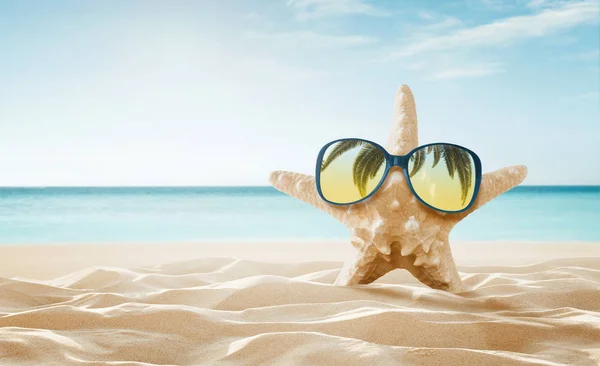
[408,144,476,212]
[318,140,386,204]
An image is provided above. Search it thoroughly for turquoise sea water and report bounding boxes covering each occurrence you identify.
[0,186,598,244]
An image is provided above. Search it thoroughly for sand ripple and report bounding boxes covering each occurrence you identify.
[1,257,600,365]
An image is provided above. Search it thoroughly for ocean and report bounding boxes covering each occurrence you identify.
[0,186,598,244]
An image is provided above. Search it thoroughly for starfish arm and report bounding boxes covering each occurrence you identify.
[269,170,347,222]
[454,165,528,221]
[335,248,395,286]
[385,84,419,155]
[335,242,464,292]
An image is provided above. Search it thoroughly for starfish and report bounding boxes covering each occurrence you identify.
[269,85,527,293]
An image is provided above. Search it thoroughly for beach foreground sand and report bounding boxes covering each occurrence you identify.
[1,241,599,365]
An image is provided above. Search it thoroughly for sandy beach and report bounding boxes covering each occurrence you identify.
[1,241,599,365]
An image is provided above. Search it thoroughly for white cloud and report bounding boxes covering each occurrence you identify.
[243,30,378,48]
[562,91,600,103]
[580,91,600,99]
[527,0,573,8]
[408,11,464,33]
[527,0,549,7]
[286,0,389,20]
[392,12,463,46]
[244,12,259,20]
[419,15,463,31]
[478,0,518,11]
[391,0,599,58]
[406,60,428,70]
[563,49,600,61]
[418,11,435,20]
[428,63,505,80]
[240,57,329,81]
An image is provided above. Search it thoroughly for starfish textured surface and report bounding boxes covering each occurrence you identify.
[269,85,528,292]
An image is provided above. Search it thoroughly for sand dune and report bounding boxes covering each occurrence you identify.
[1,244,600,365]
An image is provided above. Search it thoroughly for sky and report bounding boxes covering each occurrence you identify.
[0,0,599,186]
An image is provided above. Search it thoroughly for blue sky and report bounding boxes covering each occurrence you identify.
[0,0,598,186]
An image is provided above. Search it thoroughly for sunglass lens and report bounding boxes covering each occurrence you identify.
[318,139,387,204]
[407,144,477,212]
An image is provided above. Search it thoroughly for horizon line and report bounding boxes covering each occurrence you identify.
[1,185,599,188]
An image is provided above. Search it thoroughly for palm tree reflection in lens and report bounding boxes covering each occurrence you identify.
[320,141,474,209]
[409,145,474,205]
[320,140,385,198]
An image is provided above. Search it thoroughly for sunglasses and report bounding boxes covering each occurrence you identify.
[315,138,482,213]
